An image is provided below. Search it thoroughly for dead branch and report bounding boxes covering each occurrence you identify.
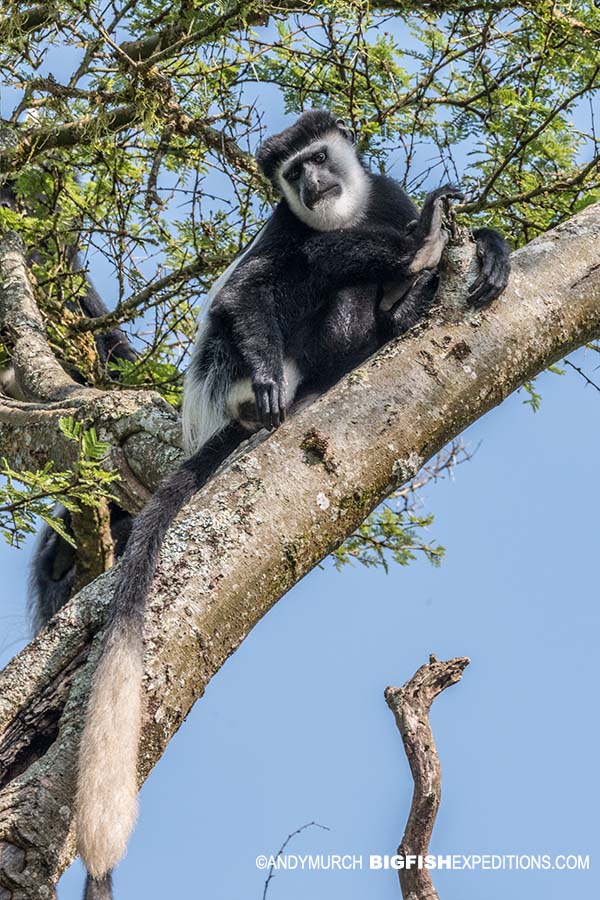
[385,655,470,900]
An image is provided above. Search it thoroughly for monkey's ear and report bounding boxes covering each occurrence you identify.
[335,117,355,144]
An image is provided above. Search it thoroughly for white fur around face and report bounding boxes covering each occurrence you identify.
[277,131,371,232]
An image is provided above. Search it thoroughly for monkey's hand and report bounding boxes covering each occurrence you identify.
[408,185,464,274]
[468,227,511,308]
[253,374,289,430]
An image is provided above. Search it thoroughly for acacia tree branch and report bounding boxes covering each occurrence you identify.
[0,201,599,896]
[0,101,264,187]
[119,0,253,65]
[126,0,511,66]
[385,655,470,900]
[262,821,330,899]
[70,258,210,334]
[564,357,600,393]
[0,5,59,37]
[459,153,600,214]
[70,501,115,595]
[0,389,183,514]
[0,232,85,402]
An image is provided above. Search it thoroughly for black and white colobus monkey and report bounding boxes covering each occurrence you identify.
[0,182,136,631]
[76,111,509,899]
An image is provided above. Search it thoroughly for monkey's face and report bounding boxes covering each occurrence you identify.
[282,143,341,210]
[276,128,370,232]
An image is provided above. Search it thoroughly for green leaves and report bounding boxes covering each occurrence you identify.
[522,381,542,412]
[0,417,118,548]
[1,1,598,575]
[333,506,444,573]
[3,1,598,384]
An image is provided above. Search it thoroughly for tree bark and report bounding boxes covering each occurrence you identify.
[0,233,84,402]
[0,201,599,896]
[0,388,183,514]
[385,655,470,900]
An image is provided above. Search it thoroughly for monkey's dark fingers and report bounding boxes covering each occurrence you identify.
[269,383,281,429]
[253,383,272,430]
[418,185,464,235]
[409,200,449,274]
[468,227,510,308]
[468,256,510,308]
[468,246,494,295]
[436,184,464,203]
[269,381,290,428]
[468,238,510,307]
[253,379,286,430]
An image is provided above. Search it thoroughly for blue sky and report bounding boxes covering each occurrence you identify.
[1,11,599,900]
[2,349,599,900]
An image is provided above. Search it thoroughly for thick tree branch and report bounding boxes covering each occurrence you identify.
[385,655,470,900]
[0,105,139,173]
[0,232,85,402]
[0,201,599,896]
[0,389,183,514]
[119,1,252,65]
[70,501,115,595]
[0,103,263,187]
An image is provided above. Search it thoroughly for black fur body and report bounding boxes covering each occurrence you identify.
[189,175,420,403]
[29,505,133,633]
[72,111,510,898]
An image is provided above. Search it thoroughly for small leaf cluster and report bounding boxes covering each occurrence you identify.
[0,417,118,548]
[333,505,445,573]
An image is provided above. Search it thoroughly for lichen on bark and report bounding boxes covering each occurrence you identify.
[0,201,599,896]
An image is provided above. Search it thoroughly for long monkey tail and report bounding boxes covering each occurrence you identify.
[84,873,113,900]
[76,422,248,890]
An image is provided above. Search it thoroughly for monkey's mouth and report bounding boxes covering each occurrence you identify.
[304,185,342,209]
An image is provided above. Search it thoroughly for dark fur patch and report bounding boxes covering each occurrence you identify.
[84,873,113,900]
[256,110,341,180]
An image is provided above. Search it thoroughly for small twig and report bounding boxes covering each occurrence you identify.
[385,655,470,900]
[70,257,208,334]
[564,358,600,393]
[262,821,330,899]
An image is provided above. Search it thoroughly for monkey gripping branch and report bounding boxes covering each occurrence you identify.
[0,201,599,896]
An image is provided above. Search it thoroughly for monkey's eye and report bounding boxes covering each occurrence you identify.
[287,166,301,182]
[313,151,327,164]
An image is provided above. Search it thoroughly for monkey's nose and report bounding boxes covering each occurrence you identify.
[303,184,334,209]
[303,187,320,209]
